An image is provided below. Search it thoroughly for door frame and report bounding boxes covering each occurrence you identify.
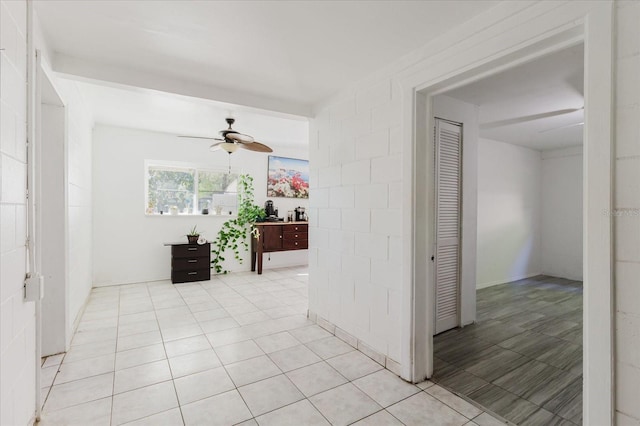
[397,3,613,425]
[31,51,68,419]
[37,60,69,357]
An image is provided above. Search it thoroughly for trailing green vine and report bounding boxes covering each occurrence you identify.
[211,174,265,274]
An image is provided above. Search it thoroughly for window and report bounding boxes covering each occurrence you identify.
[146,163,238,215]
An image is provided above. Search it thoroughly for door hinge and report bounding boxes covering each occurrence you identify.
[24,273,44,301]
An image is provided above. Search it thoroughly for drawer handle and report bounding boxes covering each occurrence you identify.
[280,235,282,239]
[295,242,298,246]
[188,247,198,251]
[188,259,198,263]
[295,234,298,238]
[187,272,198,275]
[295,227,298,231]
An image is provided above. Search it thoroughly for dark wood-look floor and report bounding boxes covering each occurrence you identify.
[433,275,583,425]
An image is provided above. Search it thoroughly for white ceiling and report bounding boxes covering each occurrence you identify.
[37,1,581,151]
[445,44,584,151]
[75,81,309,148]
[35,0,498,112]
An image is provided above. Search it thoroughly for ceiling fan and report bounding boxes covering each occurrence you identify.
[179,118,273,154]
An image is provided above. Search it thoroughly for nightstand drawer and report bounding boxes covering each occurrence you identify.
[172,243,210,258]
[172,256,209,271]
[171,268,210,283]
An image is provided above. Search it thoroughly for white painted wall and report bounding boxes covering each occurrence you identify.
[0,1,37,424]
[53,78,94,336]
[476,138,542,288]
[433,95,478,326]
[92,125,308,286]
[541,146,583,281]
[614,1,640,424]
[39,103,68,356]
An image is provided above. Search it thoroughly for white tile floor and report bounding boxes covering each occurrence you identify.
[39,266,506,426]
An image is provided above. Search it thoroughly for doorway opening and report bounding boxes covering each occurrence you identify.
[429,43,584,426]
[402,9,613,425]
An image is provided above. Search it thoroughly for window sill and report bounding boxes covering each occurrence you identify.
[145,213,237,218]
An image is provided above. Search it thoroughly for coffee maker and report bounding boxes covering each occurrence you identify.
[294,206,306,222]
[265,200,276,217]
[264,200,282,222]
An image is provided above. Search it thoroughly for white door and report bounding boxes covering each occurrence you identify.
[434,119,462,334]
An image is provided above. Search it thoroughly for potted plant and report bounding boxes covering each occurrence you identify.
[211,175,265,274]
[186,225,200,244]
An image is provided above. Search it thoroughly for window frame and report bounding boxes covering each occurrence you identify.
[144,160,239,216]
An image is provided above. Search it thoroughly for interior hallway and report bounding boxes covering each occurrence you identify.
[38,267,505,426]
[434,275,583,425]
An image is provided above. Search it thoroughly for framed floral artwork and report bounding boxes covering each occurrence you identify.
[267,155,309,198]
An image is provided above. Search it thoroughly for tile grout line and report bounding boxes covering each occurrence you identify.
[152,279,189,426]
[108,285,122,426]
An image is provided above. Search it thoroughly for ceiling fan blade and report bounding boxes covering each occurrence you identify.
[238,141,273,153]
[226,132,254,143]
[179,135,223,141]
[480,107,583,130]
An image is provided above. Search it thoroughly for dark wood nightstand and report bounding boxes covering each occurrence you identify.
[165,243,211,283]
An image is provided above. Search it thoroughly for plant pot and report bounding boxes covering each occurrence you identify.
[187,235,199,244]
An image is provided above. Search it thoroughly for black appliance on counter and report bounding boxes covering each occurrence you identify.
[295,206,307,222]
[264,200,283,222]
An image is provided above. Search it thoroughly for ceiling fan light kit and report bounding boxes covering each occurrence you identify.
[211,142,240,154]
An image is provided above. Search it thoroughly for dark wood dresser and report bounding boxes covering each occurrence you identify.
[167,243,211,283]
[251,222,308,274]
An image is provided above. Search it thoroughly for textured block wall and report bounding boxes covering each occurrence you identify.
[614,1,640,424]
[309,80,404,361]
[0,0,36,424]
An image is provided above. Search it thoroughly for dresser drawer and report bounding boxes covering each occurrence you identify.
[172,244,210,258]
[283,231,308,242]
[172,256,210,271]
[282,239,308,250]
[283,224,308,233]
[171,268,210,283]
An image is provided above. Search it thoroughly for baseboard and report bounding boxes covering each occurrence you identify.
[307,310,402,377]
[540,271,583,282]
[92,262,310,288]
[68,289,92,349]
[476,272,542,289]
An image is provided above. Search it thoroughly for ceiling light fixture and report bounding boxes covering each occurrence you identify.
[214,142,239,154]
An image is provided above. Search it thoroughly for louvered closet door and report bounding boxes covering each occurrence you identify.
[434,119,462,334]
